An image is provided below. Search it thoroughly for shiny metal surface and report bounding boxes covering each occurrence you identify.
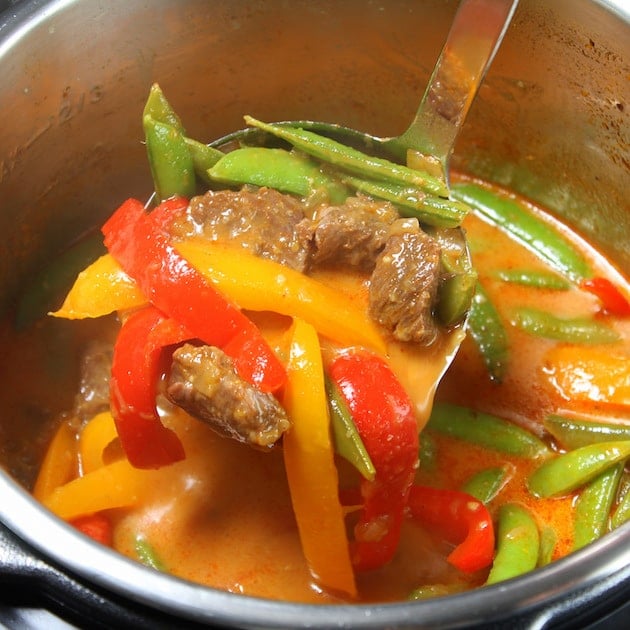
[396,0,520,172]
[0,1,629,627]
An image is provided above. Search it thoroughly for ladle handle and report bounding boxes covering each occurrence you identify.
[397,0,519,171]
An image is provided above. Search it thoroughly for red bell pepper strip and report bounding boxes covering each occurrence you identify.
[328,350,419,571]
[110,305,192,468]
[580,277,630,317]
[70,513,113,546]
[102,197,286,393]
[407,486,495,573]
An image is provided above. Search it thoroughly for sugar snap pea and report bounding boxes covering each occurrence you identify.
[486,503,540,585]
[437,270,478,328]
[143,83,186,134]
[134,535,167,572]
[492,269,571,290]
[537,525,557,567]
[409,584,460,600]
[340,175,468,228]
[573,463,623,550]
[611,474,630,529]
[325,376,375,481]
[511,307,620,344]
[208,147,349,203]
[435,231,477,327]
[527,440,630,498]
[467,283,509,382]
[144,114,196,201]
[184,137,224,184]
[452,183,592,282]
[427,403,551,458]
[460,466,511,504]
[244,116,449,197]
[544,414,630,450]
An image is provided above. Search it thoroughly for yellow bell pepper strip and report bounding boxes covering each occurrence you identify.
[176,239,386,354]
[543,345,630,408]
[51,253,146,320]
[329,350,419,571]
[42,459,153,520]
[110,305,192,468]
[79,411,119,474]
[282,318,357,597]
[55,242,386,355]
[102,197,286,393]
[32,420,78,502]
[407,486,495,573]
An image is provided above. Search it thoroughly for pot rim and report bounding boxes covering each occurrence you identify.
[1,0,629,627]
[2,469,630,629]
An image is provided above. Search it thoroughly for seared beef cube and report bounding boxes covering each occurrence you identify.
[309,195,399,270]
[173,187,311,272]
[74,340,113,422]
[369,220,441,345]
[167,343,290,448]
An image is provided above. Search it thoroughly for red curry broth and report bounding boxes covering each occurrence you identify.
[4,177,630,604]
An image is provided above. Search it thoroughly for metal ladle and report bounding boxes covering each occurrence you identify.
[214,0,520,185]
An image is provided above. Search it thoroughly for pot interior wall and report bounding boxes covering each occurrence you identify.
[0,0,629,626]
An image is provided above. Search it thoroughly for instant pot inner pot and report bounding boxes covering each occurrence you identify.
[0,0,629,628]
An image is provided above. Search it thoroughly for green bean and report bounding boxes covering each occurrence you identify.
[143,83,186,134]
[427,403,551,458]
[340,175,468,228]
[325,376,375,481]
[184,137,224,184]
[492,269,571,290]
[537,525,557,567]
[510,307,620,344]
[573,463,623,550]
[467,283,509,382]
[418,431,438,472]
[15,232,105,330]
[544,414,630,450]
[452,183,591,283]
[460,466,512,504]
[486,503,540,585]
[134,535,167,572]
[208,147,349,203]
[527,440,630,498]
[244,116,449,197]
[144,114,196,201]
[611,474,630,529]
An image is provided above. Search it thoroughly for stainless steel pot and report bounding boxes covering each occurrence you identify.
[0,1,628,627]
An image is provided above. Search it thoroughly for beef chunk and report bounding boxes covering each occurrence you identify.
[73,340,113,422]
[308,195,399,270]
[369,220,441,345]
[166,343,290,448]
[172,187,311,272]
